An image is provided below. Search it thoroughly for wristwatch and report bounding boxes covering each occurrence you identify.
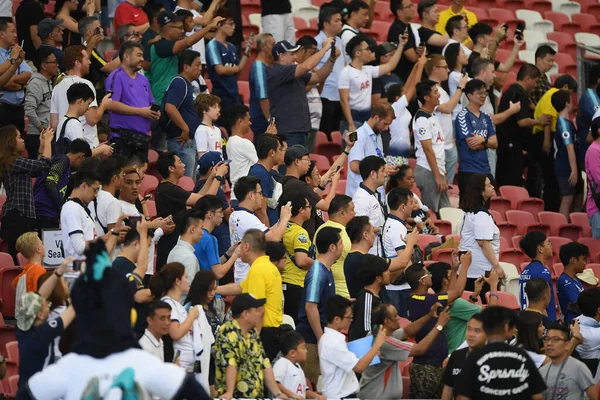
[9,58,16,65]
[215,175,223,181]
[436,324,444,332]
[458,86,465,91]
[110,228,120,236]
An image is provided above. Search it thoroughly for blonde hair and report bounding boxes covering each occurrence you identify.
[16,232,41,259]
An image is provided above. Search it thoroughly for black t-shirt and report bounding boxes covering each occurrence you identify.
[344,251,370,298]
[15,0,45,63]
[443,347,470,391]
[455,341,547,400]
[280,176,323,239]
[418,27,444,55]
[112,256,136,276]
[388,19,416,82]
[349,289,382,341]
[112,257,148,336]
[496,83,532,149]
[83,49,108,98]
[155,181,191,219]
[260,0,291,16]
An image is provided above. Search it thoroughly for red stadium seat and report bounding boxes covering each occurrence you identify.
[335,180,346,195]
[548,236,572,264]
[572,13,600,33]
[369,21,392,42]
[486,291,520,310]
[432,248,454,263]
[500,249,528,266]
[178,176,195,192]
[374,1,395,22]
[294,16,308,29]
[538,211,582,240]
[15,253,26,268]
[5,341,17,366]
[238,81,250,105]
[296,28,319,40]
[570,212,592,237]
[7,375,17,397]
[547,32,578,61]
[331,131,343,147]
[490,196,512,218]
[512,235,523,249]
[315,131,328,148]
[309,153,331,172]
[488,8,516,21]
[544,11,580,36]
[498,222,517,243]
[554,53,576,74]
[145,200,157,218]
[418,234,441,253]
[551,263,564,279]
[434,220,452,236]
[524,0,553,13]
[316,142,341,164]
[470,6,488,20]
[500,237,510,251]
[0,194,5,214]
[0,253,13,267]
[490,209,505,223]
[139,174,159,197]
[578,238,600,262]
[502,0,526,12]
[506,210,550,236]
[104,50,117,61]
[498,185,545,216]
[462,290,483,305]
[0,267,19,318]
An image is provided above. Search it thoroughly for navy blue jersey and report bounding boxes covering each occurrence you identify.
[206,40,241,110]
[576,89,600,165]
[554,116,577,177]
[455,108,496,174]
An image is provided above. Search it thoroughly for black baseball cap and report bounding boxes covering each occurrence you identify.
[272,40,301,58]
[230,293,266,314]
[158,11,182,27]
[284,144,309,166]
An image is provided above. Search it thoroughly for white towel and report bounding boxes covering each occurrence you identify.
[191,305,215,392]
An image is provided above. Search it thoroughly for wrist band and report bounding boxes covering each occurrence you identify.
[489,292,499,298]
[343,150,349,155]
[318,184,326,191]
[54,270,63,278]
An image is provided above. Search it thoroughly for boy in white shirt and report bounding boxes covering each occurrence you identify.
[319,295,387,399]
[274,329,325,400]
[56,82,96,144]
[194,93,224,158]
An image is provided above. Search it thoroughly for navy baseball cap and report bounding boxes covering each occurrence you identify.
[230,293,266,315]
[272,40,301,58]
[198,151,224,175]
[158,11,182,27]
[38,18,64,38]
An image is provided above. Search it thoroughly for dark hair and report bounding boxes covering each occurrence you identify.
[592,117,600,140]
[175,8,194,18]
[78,16,98,37]
[445,43,461,72]
[519,231,547,259]
[296,35,318,49]
[118,40,143,62]
[445,15,464,37]
[71,168,101,189]
[386,165,412,193]
[416,80,437,104]
[242,229,266,252]
[553,74,578,91]
[233,176,260,201]
[525,277,550,304]
[346,33,368,59]
[550,89,572,113]
[185,270,217,306]
[535,44,556,61]
[256,134,280,159]
[318,5,342,31]
[278,192,309,217]
[390,0,404,15]
[329,194,353,215]
[195,194,225,219]
[279,328,306,355]
[348,0,369,15]
[371,303,395,326]
[517,63,541,81]
[470,313,484,324]
[66,82,95,104]
[546,323,571,340]
[117,23,135,43]
[325,294,353,323]
[156,151,177,179]
[315,226,342,254]
[145,3,164,23]
[578,287,600,317]
[228,104,250,128]
[459,173,489,212]
[346,216,371,243]
[63,45,87,71]
[178,50,200,73]
[405,262,427,289]
[149,262,186,297]
[266,241,286,262]
[480,306,518,335]
[215,7,233,21]
[0,18,12,32]
[67,138,92,157]
[123,228,141,247]
[417,0,436,19]
[468,22,493,43]
[465,79,487,96]
[386,82,405,103]
[516,310,543,353]
[559,242,589,266]
[36,46,56,70]
[471,58,495,78]
[428,262,452,293]
[359,155,386,180]
[181,209,203,233]
[147,300,172,317]
[388,187,413,211]
[299,160,317,184]
[590,64,600,87]
[357,255,389,285]
[124,152,149,169]
[97,156,124,186]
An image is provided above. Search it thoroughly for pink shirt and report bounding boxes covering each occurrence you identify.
[585,141,600,217]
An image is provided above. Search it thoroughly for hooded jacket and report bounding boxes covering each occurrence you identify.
[24,72,53,136]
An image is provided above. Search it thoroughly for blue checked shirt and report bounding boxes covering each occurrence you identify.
[0,47,32,105]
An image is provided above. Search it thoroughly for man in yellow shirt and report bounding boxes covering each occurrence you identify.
[281,193,315,323]
[435,0,478,43]
[532,74,579,211]
[314,194,356,298]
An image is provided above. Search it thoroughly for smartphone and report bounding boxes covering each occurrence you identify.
[127,215,142,228]
[570,319,577,326]
[269,117,276,124]
[225,159,232,163]
[458,250,468,258]
[95,27,103,36]
[502,23,508,31]
[512,92,521,103]
[335,165,341,173]
[143,194,152,201]
[515,22,525,40]
[72,257,86,271]
[484,270,491,278]
[173,349,181,363]
[249,32,254,41]
[20,40,24,48]
[109,142,116,148]
[348,131,358,142]
[437,306,445,315]
[107,90,114,96]
[150,103,160,112]
[404,25,409,34]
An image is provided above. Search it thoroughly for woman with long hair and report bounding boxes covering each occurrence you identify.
[458,173,504,299]
[149,262,199,373]
[0,125,53,260]
[516,311,550,367]
[445,42,469,121]
[185,270,220,394]
[55,0,94,46]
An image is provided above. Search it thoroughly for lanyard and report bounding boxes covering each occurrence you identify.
[370,134,384,159]
[544,360,567,400]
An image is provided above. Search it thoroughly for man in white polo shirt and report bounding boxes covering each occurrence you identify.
[89,157,124,236]
[229,176,292,283]
[347,102,397,198]
[353,156,388,257]
[139,300,172,362]
[413,80,449,213]
[167,210,204,288]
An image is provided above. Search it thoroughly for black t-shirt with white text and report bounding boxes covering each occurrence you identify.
[443,347,470,392]
[455,341,547,400]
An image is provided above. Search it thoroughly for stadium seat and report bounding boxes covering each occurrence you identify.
[0,267,19,318]
[330,131,343,147]
[15,253,26,268]
[570,212,592,237]
[495,49,511,63]
[0,194,5,214]
[446,234,461,244]
[0,253,13,267]
[316,141,342,164]
[502,0,526,12]
[295,27,319,39]
[418,234,441,253]
[580,0,600,15]
[498,222,518,243]
[247,14,262,33]
[293,6,319,22]
[550,262,564,279]
[470,7,488,20]
[145,200,156,219]
[572,13,600,34]
[309,17,318,29]
[506,210,550,236]
[554,53,576,74]
[374,1,394,22]
[516,10,553,34]
[238,81,250,105]
[548,236,572,264]
[315,131,328,148]
[490,209,505,223]
[489,196,512,218]
[331,155,348,179]
[538,211,582,240]
[523,30,547,50]
[587,264,600,280]
[432,248,454,264]
[518,49,535,64]
[486,291,520,310]
[500,261,521,298]
[462,290,483,305]
[7,375,17,397]
[434,220,452,236]
[512,235,523,249]
[439,207,464,234]
[148,149,159,164]
[104,50,117,61]
[139,174,159,197]
[557,1,580,16]
[283,314,296,329]
[335,180,346,195]
[5,341,17,366]
[578,237,600,262]
[293,16,308,29]
[369,21,392,42]
[524,0,553,13]
[499,185,545,216]
[488,8,516,21]
[309,153,331,172]
[500,249,528,266]
[547,32,578,60]
[178,176,195,192]
[500,237,511,251]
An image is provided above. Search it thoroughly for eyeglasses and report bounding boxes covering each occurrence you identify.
[253,190,264,196]
[542,336,569,343]
[126,31,142,37]
[343,315,354,321]
[224,21,236,26]
[91,186,101,193]
[419,272,431,281]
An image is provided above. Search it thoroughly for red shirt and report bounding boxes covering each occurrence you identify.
[113,1,148,45]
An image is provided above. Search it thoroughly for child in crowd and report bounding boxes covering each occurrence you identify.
[194,94,223,157]
[273,327,325,400]
[56,82,96,144]
[12,232,47,294]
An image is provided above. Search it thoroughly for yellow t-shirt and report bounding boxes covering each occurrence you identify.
[282,222,314,287]
[435,6,478,43]
[315,220,351,298]
[240,255,283,328]
[533,88,559,135]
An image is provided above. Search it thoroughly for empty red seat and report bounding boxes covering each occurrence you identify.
[470,6,488,20]
[544,11,580,35]
[0,253,13,267]
[498,222,518,243]
[432,248,454,264]
[5,341,17,365]
[15,253,26,268]
[548,236,572,265]
[524,0,553,12]
[309,153,331,172]
[104,49,117,61]
[506,210,550,236]
[462,290,483,305]
[294,16,308,29]
[486,291,520,310]
[316,142,341,164]
[315,131,328,148]
[501,0,526,12]
[547,32,578,61]
[490,209,505,223]
[500,249,528,265]
[572,13,600,33]
[489,7,516,20]
[178,176,195,192]
[148,149,159,164]
[578,237,600,262]
[139,174,159,197]
[551,262,565,279]
[370,20,392,42]
[7,375,17,397]
[538,211,582,240]
[0,266,20,318]
[500,237,510,251]
[554,53,576,75]
[296,28,319,40]
[570,212,592,237]
[238,81,250,105]
[498,185,545,216]
[434,220,452,236]
[490,196,512,217]
[145,200,157,218]
[512,235,523,249]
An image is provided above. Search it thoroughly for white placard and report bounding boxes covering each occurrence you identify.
[42,229,64,266]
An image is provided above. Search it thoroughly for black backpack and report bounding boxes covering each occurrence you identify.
[52,116,79,155]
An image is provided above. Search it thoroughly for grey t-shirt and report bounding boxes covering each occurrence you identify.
[539,357,594,400]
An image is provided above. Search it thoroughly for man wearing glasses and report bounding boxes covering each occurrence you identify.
[442,15,472,57]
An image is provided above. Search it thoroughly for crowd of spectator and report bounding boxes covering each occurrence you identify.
[2,0,600,398]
